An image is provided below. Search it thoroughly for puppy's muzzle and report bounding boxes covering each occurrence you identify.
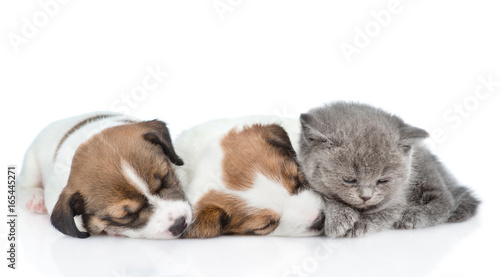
[169,216,188,236]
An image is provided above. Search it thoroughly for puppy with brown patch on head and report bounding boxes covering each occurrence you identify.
[174,116,325,238]
[18,112,192,239]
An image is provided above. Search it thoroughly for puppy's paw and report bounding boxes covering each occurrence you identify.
[394,208,424,229]
[182,223,220,239]
[24,190,47,214]
[325,206,359,238]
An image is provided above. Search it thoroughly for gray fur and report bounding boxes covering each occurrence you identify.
[298,102,480,238]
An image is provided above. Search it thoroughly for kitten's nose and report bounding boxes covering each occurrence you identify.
[361,196,371,202]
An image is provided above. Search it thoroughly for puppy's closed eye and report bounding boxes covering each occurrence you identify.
[105,200,143,218]
[99,203,147,226]
[153,172,171,194]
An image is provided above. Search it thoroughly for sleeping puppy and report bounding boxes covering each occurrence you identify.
[18,112,192,239]
[174,116,325,238]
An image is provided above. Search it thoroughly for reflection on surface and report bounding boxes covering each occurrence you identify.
[19,206,479,277]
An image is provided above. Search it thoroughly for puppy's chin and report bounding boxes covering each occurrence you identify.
[118,230,183,240]
[100,230,125,237]
[98,228,184,239]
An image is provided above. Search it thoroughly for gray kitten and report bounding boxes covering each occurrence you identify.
[299,102,480,238]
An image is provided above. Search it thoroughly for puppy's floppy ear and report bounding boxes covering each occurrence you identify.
[142,120,184,166]
[264,124,297,160]
[264,124,308,194]
[50,189,90,238]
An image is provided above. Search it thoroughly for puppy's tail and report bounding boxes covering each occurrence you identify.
[446,186,480,223]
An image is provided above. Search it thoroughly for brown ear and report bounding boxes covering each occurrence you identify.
[183,205,229,239]
[50,190,90,238]
[262,124,309,194]
[142,120,184,166]
[264,124,297,160]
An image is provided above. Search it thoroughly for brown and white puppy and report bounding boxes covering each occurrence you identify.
[174,116,325,238]
[18,112,192,239]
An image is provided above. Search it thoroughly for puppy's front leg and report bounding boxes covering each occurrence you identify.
[183,205,227,239]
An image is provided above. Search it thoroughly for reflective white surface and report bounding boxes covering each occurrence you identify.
[11,203,493,277]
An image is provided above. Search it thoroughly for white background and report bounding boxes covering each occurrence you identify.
[1,1,499,276]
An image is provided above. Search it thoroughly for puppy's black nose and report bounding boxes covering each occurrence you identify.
[169,216,187,236]
[310,212,325,232]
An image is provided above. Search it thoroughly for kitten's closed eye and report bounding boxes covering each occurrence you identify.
[342,177,358,185]
[377,179,389,185]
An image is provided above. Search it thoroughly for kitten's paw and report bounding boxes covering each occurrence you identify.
[343,220,369,238]
[325,206,359,238]
[394,208,424,229]
[25,192,47,214]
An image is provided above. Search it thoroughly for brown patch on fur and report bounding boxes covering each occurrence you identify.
[220,124,302,194]
[50,120,185,237]
[184,190,280,238]
[184,124,303,238]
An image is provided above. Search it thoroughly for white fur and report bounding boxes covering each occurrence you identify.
[174,115,325,237]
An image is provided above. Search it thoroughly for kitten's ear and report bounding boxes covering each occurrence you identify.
[398,125,429,154]
[300,114,336,147]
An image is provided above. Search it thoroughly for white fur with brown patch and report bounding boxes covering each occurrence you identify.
[18,112,192,239]
[234,173,324,236]
[175,116,325,238]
